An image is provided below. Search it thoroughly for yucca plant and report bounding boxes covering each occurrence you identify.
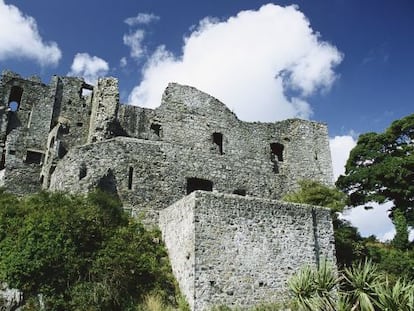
[288,265,318,310]
[341,259,382,311]
[374,277,414,311]
[288,261,339,311]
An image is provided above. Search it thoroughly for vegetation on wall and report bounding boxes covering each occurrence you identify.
[0,190,181,311]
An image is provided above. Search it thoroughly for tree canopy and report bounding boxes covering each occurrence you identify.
[0,190,178,311]
[336,113,414,248]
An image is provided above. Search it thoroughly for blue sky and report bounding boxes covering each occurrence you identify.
[1,0,413,240]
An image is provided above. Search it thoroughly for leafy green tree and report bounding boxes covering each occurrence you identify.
[336,113,414,249]
[0,190,177,310]
[283,180,347,214]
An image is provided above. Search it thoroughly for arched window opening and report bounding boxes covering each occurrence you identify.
[186,177,213,195]
[8,86,23,112]
[212,132,223,155]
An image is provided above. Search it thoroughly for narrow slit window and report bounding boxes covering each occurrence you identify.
[233,189,246,196]
[186,177,213,195]
[212,132,223,155]
[128,167,133,190]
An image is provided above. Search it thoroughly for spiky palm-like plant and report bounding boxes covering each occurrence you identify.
[341,259,382,311]
[375,277,414,311]
[288,261,339,311]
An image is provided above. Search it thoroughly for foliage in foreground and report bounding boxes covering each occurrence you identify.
[289,260,414,311]
[0,190,179,311]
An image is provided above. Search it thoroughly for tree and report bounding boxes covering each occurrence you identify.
[0,190,177,310]
[336,113,414,249]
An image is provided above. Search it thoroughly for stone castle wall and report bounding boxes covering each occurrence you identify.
[160,191,335,311]
[0,70,336,310]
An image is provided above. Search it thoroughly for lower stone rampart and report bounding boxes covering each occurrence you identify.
[159,191,335,311]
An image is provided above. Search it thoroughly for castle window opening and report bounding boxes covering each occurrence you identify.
[0,153,5,170]
[25,150,43,165]
[150,123,162,137]
[8,86,23,112]
[57,142,67,159]
[79,163,87,180]
[212,132,223,155]
[270,143,284,162]
[233,189,246,196]
[186,177,213,194]
[80,83,93,97]
[128,167,133,190]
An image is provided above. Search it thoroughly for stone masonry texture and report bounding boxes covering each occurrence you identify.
[160,191,335,310]
[0,70,336,310]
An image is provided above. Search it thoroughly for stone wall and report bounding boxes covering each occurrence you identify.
[159,191,336,311]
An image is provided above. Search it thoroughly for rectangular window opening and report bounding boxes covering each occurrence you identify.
[186,177,213,195]
[150,123,162,137]
[233,189,246,196]
[212,132,223,155]
[25,150,43,165]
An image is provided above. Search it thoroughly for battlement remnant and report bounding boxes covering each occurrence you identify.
[0,71,335,310]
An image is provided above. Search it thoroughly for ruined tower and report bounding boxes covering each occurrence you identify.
[0,70,335,310]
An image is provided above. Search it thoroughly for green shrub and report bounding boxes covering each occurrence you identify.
[0,190,178,310]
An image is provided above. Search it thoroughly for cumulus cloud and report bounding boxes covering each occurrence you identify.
[123,30,146,59]
[0,0,61,66]
[329,135,357,181]
[68,53,109,84]
[124,13,159,26]
[128,4,343,122]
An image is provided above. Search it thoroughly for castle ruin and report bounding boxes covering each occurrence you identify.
[0,70,335,310]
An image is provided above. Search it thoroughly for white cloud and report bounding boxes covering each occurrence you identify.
[123,30,145,59]
[0,0,61,66]
[124,13,159,26]
[341,202,394,240]
[120,57,127,68]
[128,4,343,122]
[329,135,357,181]
[68,53,109,84]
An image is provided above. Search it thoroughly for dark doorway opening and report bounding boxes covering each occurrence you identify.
[270,143,284,162]
[186,177,213,195]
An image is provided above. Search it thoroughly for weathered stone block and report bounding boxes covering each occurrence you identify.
[160,191,335,311]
